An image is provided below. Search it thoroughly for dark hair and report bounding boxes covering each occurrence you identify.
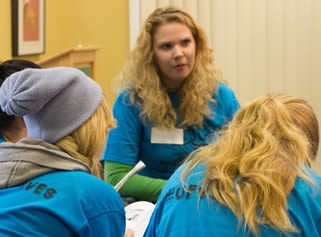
[0,59,40,133]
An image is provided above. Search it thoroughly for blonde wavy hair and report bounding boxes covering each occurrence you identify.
[182,94,319,236]
[55,94,116,179]
[116,6,222,128]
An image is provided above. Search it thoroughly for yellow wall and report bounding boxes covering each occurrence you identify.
[0,0,129,100]
[0,1,12,59]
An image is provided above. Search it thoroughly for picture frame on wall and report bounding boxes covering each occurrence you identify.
[11,0,45,56]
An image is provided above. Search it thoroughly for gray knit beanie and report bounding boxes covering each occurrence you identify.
[0,67,102,143]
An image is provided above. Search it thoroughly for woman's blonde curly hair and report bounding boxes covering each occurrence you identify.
[116,6,222,128]
[182,94,319,236]
[55,94,116,179]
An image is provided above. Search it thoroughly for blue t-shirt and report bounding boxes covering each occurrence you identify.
[144,164,321,237]
[101,83,240,179]
[0,171,126,237]
[0,136,5,143]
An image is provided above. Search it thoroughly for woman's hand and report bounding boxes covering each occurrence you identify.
[124,228,134,237]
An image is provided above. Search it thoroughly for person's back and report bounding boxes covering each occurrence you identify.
[0,170,124,236]
[0,67,126,236]
[145,163,321,236]
[144,94,321,237]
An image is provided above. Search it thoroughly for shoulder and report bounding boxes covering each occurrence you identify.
[112,90,143,120]
[159,162,207,199]
[210,83,240,117]
[114,90,131,105]
[114,90,141,112]
[214,83,237,101]
[172,162,207,180]
[290,168,321,203]
[72,172,125,219]
[29,170,124,213]
[309,169,321,184]
[288,169,321,229]
[295,169,321,188]
[52,171,123,208]
[179,162,207,185]
[73,172,121,196]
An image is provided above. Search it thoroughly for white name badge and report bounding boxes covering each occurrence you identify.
[151,127,184,145]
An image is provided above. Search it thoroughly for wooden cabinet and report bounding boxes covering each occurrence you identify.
[36,45,101,80]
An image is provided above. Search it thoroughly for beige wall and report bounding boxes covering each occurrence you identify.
[0,0,129,100]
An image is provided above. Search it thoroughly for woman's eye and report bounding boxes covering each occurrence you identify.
[182,39,190,46]
[160,43,171,49]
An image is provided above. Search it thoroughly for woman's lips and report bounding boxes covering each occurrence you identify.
[175,64,185,70]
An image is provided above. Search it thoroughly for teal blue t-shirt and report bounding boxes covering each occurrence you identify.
[144,164,321,236]
[0,171,126,236]
[101,83,240,179]
[0,136,5,143]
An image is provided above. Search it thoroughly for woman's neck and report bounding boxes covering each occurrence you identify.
[3,128,26,143]
[2,118,27,142]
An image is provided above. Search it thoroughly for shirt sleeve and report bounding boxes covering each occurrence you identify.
[215,83,240,120]
[227,89,240,119]
[101,92,142,166]
[104,161,167,203]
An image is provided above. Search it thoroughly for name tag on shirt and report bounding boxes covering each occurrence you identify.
[151,127,184,145]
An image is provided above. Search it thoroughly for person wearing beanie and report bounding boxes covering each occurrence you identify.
[0,59,40,143]
[0,67,126,236]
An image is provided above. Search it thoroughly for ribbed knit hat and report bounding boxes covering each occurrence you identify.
[0,67,102,143]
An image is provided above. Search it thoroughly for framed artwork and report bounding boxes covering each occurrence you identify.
[11,0,45,56]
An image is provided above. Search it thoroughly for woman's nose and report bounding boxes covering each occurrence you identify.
[173,46,183,59]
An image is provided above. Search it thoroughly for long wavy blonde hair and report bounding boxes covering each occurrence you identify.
[116,6,222,128]
[182,94,319,236]
[56,94,116,179]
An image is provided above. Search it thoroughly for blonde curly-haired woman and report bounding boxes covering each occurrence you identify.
[102,6,240,202]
